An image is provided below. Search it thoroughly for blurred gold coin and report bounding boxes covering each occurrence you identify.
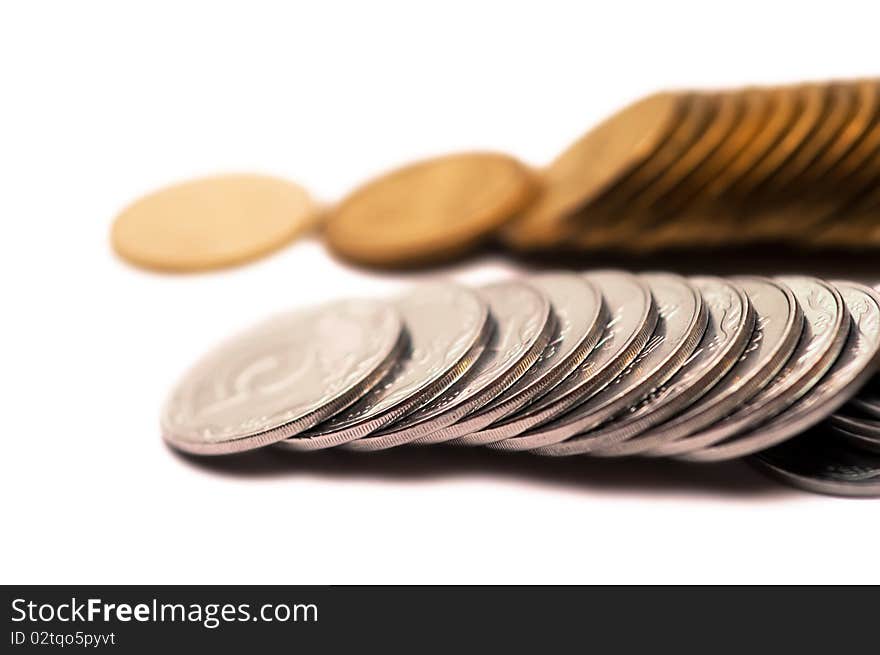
[635,89,773,250]
[501,92,685,249]
[111,174,318,272]
[324,152,536,267]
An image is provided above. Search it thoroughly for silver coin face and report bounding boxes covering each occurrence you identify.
[639,277,803,457]
[426,272,606,444]
[348,280,553,450]
[590,276,755,457]
[666,276,847,456]
[281,282,490,451]
[683,281,880,462]
[499,272,708,454]
[161,299,403,455]
[477,273,604,411]
[751,428,880,497]
[451,270,657,446]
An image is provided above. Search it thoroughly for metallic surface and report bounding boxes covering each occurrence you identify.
[162,298,403,454]
[280,282,490,451]
[639,277,804,457]
[666,277,848,456]
[590,277,755,456]
[683,281,880,461]
[453,271,657,445]
[751,427,880,497]
[495,273,707,454]
[426,273,606,445]
[350,281,553,450]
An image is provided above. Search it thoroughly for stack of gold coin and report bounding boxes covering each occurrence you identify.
[504,78,880,254]
[111,78,880,273]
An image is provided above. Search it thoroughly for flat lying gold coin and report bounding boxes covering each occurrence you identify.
[111,174,318,272]
[324,152,536,267]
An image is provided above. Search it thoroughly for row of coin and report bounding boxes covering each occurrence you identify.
[162,272,880,496]
[504,78,880,255]
[112,79,880,272]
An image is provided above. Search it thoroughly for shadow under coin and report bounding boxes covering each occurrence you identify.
[167,440,794,499]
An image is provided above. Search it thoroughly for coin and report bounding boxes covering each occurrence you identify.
[682,281,880,462]
[637,277,804,457]
[751,427,880,497]
[425,273,606,445]
[829,414,880,453]
[571,94,714,249]
[636,89,773,249]
[452,271,657,445]
[111,174,318,272]
[613,93,743,249]
[279,283,490,451]
[495,273,707,454]
[729,84,823,202]
[161,298,403,455]
[324,152,536,267]
[660,277,848,457]
[847,375,880,418]
[501,93,685,249]
[346,280,553,450]
[589,277,755,457]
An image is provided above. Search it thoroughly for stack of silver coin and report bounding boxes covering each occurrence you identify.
[161,272,880,497]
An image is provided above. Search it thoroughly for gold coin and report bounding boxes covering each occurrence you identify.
[324,152,536,267]
[731,83,825,201]
[810,183,880,247]
[571,94,714,249]
[634,88,773,250]
[501,92,685,249]
[737,82,857,241]
[615,91,744,251]
[665,87,800,247]
[636,92,740,211]
[817,80,880,190]
[757,83,851,195]
[111,174,318,272]
[776,79,880,237]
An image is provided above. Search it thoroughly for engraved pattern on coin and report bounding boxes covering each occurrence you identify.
[665,277,847,454]
[496,273,706,453]
[377,280,551,432]
[161,299,402,451]
[638,278,803,457]
[303,283,487,435]
[589,277,754,456]
[682,282,880,462]
[429,273,606,445]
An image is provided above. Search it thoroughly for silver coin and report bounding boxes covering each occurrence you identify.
[279,282,490,452]
[683,281,880,462]
[421,273,606,445]
[751,427,880,497]
[589,277,755,457]
[636,277,804,458]
[849,396,880,420]
[344,280,553,451]
[828,414,880,454]
[846,375,880,419]
[498,272,708,455]
[453,271,657,446]
[662,276,847,458]
[161,298,404,455]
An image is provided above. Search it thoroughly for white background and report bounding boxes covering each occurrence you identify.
[2,1,879,584]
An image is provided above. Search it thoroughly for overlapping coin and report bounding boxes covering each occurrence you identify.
[162,272,880,497]
[502,77,880,258]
